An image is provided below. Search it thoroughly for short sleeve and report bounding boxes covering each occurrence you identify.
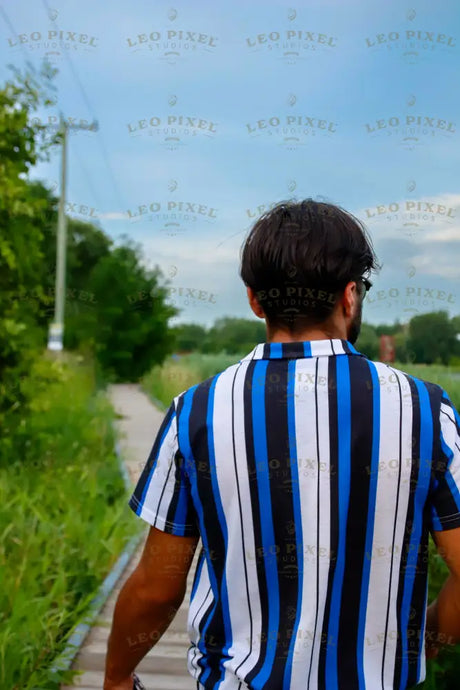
[430,391,460,531]
[129,402,199,537]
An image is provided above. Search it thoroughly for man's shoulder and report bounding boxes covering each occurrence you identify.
[366,360,444,399]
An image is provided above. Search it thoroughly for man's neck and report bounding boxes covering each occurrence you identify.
[266,325,348,344]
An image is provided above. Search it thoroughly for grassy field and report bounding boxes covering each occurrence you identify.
[395,362,460,409]
[0,355,141,689]
[142,352,240,409]
[144,352,460,410]
[143,352,460,689]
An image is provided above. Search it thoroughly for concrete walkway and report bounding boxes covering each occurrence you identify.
[62,384,199,690]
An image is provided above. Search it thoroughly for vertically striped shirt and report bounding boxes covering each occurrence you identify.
[130,339,460,690]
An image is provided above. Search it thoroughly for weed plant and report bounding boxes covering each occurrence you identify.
[0,355,141,689]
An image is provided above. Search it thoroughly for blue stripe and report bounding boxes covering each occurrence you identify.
[431,506,443,531]
[177,387,217,667]
[191,550,206,601]
[172,477,191,535]
[442,392,460,429]
[399,379,433,689]
[251,360,280,688]
[303,341,312,357]
[270,342,283,358]
[347,341,359,354]
[357,362,380,690]
[440,431,460,512]
[283,360,303,689]
[139,407,176,508]
[204,376,233,688]
[326,356,351,690]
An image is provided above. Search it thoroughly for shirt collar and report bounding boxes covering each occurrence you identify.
[240,338,365,361]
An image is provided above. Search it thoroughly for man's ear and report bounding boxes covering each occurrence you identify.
[247,287,265,319]
[342,281,359,317]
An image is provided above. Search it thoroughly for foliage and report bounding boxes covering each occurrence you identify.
[355,323,379,360]
[143,352,240,407]
[0,354,141,689]
[0,66,176,387]
[172,323,208,352]
[407,312,459,365]
[0,65,58,419]
[69,239,176,380]
[199,317,266,354]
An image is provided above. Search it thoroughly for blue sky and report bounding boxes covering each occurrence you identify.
[1,0,459,327]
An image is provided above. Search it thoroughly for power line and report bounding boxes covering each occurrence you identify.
[40,0,128,213]
[0,5,34,66]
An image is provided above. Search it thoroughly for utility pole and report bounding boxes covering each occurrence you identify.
[47,115,98,351]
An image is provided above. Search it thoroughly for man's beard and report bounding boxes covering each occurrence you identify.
[348,298,363,344]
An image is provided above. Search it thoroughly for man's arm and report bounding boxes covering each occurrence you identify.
[425,526,460,657]
[104,526,199,690]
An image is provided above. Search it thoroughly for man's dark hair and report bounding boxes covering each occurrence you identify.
[240,199,380,333]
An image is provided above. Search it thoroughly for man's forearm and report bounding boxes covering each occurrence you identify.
[426,574,460,650]
[104,571,182,687]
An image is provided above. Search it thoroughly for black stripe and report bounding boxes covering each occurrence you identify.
[164,448,184,527]
[263,359,300,685]
[242,361,270,685]
[153,461,174,529]
[429,384,459,524]
[193,587,214,678]
[336,357,374,686]
[188,378,228,686]
[280,342,306,359]
[441,408,455,424]
[318,357,339,688]
[441,392,460,435]
[407,380,443,686]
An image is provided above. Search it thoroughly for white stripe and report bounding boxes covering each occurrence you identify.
[138,413,178,527]
[306,357,332,689]
[187,556,212,678]
[211,362,263,687]
[363,364,413,688]
[288,358,324,688]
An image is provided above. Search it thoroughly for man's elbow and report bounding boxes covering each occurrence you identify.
[129,566,186,611]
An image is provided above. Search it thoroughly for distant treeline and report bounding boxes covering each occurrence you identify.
[172,313,460,365]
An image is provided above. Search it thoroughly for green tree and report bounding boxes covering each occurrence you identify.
[355,323,379,360]
[75,239,176,380]
[407,312,457,365]
[375,322,404,336]
[393,329,410,363]
[202,317,266,354]
[173,323,208,352]
[0,64,58,415]
[37,213,113,346]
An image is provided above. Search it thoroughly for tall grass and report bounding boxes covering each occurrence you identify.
[143,353,240,408]
[0,355,141,689]
[395,362,460,409]
[144,354,460,413]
